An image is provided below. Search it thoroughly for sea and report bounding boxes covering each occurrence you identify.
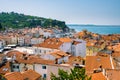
[67,25,120,35]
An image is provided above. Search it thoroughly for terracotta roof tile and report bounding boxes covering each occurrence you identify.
[112,52,120,57]
[0,62,10,74]
[91,72,106,80]
[106,69,120,80]
[50,51,68,59]
[112,43,120,52]
[67,56,84,65]
[86,56,112,74]
[4,72,24,80]
[0,54,5,63]
[59,38,72,42]
[16,55,55,65]
[6,50,26,58]
[22,69,41,80]
[34,38,63,49]
[4,69,41,80]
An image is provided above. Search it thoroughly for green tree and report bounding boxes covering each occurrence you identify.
[51,67,91,80]
[0,74,6,80]
[0,12,69,31]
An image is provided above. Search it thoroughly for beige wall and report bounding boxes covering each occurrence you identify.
[47,65,72,80]
[11,37,18,44]
[35,64,47,78]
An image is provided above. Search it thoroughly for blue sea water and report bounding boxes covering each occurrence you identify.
[67,25,120,34]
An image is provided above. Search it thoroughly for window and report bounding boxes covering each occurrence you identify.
[44,50,46,53]
[35,49,37,52]
[40,50,41,53]
[42,65,46,69]
[17,65,19,69]
[13,65,19,69]
[43,74,46,78]
[12,65,15,68]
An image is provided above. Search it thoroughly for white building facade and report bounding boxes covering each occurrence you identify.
[71,39,86,57]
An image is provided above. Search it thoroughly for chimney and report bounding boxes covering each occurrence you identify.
[55,59,58,64]
[93,65,103,73]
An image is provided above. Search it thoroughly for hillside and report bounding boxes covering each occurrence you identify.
[0,12,69,31]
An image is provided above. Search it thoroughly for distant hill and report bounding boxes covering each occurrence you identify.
[0,12,69,31]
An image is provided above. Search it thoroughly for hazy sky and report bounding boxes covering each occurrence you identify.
[0,0,120,25]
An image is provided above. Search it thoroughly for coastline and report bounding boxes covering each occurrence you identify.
[68,25,120,34]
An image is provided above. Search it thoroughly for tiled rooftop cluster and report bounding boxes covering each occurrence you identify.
[0,29,120,80]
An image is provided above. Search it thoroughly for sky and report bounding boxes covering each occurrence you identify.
[0,0,120,25]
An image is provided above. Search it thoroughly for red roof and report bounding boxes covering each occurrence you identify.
[86,56,112,74]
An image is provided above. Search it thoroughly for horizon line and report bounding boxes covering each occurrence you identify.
[67,24,120,26]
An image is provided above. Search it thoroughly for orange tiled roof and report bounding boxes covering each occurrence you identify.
[6,50,55,65]
[16,55,55,65]
[4,69,41,80]
[86,56,112,74]
[92,34,99,37]
[72,41,81,45]
[112,43,120,52]
[87,42,93,47]
[106,69,120,80]
[112,52,120,57]
[6,50,26,59]
[0,54,5,62]
[68,56,84,65]
[102,35,118,41]
[91,72,106,80]
[22,69,41,80]
[34,38,63,49]
[34,38,72,49]
[59,37,72,42]
[0,62,10,75]
[4,72,24,80]
[50,51,68,59]
[96,52,109,57]
[77,31,85,37]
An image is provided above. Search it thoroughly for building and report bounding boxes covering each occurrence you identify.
[31,38,44,45]
[85,55,113,75]
[40,51,69,64]
[0,62,10,75]
[112,52,120,69]
[33,38,86,57]
[91,72,106,80]
[24,36,31,46]
[4,69,41,80]
[33,38,63,55]
[17,36,25,46]
[5,50,72,80]
[11,36,18,44]
[0,40,4,52]
[33,38,72,54]
[71,39,86,57]
[67,56,85,68]
[105,69,120,80]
